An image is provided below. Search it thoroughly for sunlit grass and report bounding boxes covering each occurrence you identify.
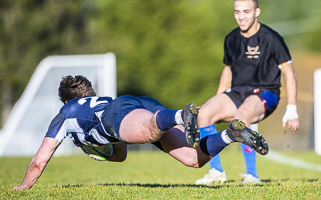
[1,147,321,199]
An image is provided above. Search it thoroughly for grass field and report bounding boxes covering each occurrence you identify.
[1,146,321,199]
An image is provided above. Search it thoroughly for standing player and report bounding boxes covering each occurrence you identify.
[13,75,269,190]
[195,0,299,184]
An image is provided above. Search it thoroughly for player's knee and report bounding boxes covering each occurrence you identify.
[234,111,250,122]
[198,108,220,126]
[147,126,163,143]
[149,134,162,143]
[198,108,212,124]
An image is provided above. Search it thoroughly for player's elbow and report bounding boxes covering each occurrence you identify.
[31,159,47,172]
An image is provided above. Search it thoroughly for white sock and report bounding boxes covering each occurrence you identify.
[175,110,184,125]
[221,130,232,144]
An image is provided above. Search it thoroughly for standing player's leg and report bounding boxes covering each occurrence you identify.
[234,95,265,183]
[195,125,227,184]
[195,93,236,184]
[239,124,260,183]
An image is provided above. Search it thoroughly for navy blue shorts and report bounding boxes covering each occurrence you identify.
[224,86,280,119]
[101,95,167,142]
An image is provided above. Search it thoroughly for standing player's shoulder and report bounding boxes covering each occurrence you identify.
[225,27,240,39]
[259,23,284,40]
[224,27,240,45]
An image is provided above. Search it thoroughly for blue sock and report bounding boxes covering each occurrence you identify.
[200,131,228,157]
[209,154,223,172]
[199,125,224,172]
[199,124,217,138]
[156,109,179,131]
[241,143,258,178]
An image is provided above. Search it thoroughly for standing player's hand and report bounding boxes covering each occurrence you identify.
[282,104,299,132]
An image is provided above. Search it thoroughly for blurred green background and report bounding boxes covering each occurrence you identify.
[0,0,320,150]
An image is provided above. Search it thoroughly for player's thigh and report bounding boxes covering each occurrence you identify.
[199,93,237,123]
[235,95,265,124]
[119,109,156,144]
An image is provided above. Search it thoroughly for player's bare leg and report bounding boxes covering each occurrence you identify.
[157,125,210,168]
[234,95,265,126]
[119,109,163,144]
[198,93,237,127]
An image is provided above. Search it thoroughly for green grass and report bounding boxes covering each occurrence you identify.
[1,146,321,199]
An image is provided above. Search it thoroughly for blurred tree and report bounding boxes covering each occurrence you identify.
[90,0,232,108]
[0,0,319,128]
[0,0,95,126]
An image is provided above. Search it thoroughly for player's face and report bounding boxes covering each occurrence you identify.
[234,0,260,36]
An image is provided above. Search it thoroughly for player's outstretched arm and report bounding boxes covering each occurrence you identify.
[12,137,60,190]
[280,61,299,132]
[216,65,232,94]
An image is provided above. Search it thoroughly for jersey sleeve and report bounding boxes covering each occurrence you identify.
[223,36,232,66]
[271,34,292,65]
[45,113,67,142]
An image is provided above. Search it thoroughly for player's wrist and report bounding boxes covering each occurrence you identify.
[282,104,298,123]
[286,104,297,112]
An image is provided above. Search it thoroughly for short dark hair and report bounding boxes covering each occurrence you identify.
[235,0,259,8]
[58,75,96,103]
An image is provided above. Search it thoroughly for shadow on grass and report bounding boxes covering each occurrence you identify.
[60,179,319,189]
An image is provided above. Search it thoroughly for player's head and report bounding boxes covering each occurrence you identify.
[59,75,96,104]
[234,0,261,35]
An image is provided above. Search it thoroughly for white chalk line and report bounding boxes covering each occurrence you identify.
[260,150,321,172]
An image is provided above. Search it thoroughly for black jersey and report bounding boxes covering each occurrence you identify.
[223,23,291,89]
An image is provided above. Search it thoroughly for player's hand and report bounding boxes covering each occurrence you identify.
[282,104,299,132]
[12,186,24,190]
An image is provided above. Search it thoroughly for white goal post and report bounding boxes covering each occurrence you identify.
[0,53,116,157]
[314,69,321,155]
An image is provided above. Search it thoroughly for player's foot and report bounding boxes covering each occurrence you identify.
[226,119,269,155]
[195,169,227,184]
[183,102,200,148]
[240,173,261,184]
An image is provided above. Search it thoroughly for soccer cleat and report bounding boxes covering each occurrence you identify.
[226,119,269,155]
[195,169,227,184]
[183,102,200,148]
[240,173,261,184]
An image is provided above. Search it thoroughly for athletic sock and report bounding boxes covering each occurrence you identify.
[200,131,229,157]
[199,125,224,172]
[156,109,180,131]
[209,154,224,172]
[241,143,258,178]
[199,124,217,138]
[175,110,184,125]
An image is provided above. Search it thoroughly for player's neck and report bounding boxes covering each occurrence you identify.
[241,22,260,38]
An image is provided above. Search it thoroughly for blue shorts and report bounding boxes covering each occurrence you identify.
[101,95,167,142]
[224,86,280,119]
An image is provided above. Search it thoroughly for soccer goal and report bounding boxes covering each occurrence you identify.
[314,69,321,155]
[0,53,116,157]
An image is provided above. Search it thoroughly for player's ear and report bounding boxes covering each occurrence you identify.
[255,8,261,18]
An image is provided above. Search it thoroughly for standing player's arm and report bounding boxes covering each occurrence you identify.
[280,61,299,132]
[12,137,60,190]
[216,65,232,94]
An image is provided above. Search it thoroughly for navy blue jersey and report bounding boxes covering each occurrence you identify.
[45,96,120,146]
[223,23,291,88]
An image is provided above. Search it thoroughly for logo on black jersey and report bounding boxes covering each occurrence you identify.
[245,46,260,58]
